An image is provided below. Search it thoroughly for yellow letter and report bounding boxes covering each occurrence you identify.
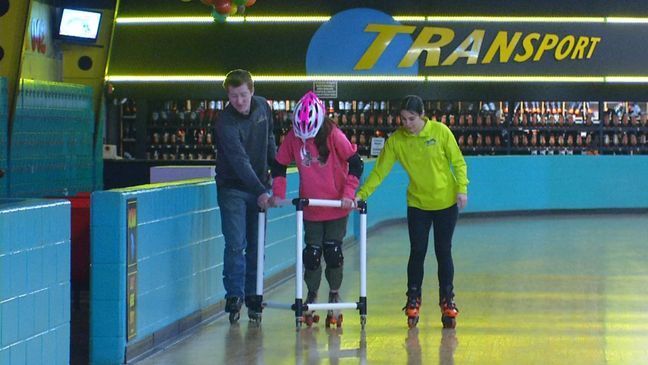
[570,36,590,59]
[555,35,575,60]
[586,37,601,58]
[533,34,559,61]
[514,33,540,62]
[354,24,416,70]
[442,29,485,66]
[398,26,454,68]
[482,31,523,64]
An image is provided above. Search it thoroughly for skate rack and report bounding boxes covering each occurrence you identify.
[257,198,368,330]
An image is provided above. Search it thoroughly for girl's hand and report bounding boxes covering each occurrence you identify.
[341,198,355,209]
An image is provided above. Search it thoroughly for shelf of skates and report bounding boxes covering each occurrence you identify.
[244,198,369,330]
[119,98,648,159]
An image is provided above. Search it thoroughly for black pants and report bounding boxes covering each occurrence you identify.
[406,204,459,301]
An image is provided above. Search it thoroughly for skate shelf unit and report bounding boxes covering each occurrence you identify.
[113,98,648,160]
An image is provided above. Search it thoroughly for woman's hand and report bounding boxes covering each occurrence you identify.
[456,193,468,210]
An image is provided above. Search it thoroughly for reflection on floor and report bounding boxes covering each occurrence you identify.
[135,213,648,365]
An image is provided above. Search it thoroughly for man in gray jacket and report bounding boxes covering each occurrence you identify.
[215,69,277,323]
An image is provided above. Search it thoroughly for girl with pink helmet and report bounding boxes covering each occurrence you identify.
[270,91,364,327]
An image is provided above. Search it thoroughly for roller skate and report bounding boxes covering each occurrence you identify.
[303,291,320,327]
[439,297,459,329]
[225,296,243,324]
[403,295,421,329]
[325,291,343,328]
[245,295,263,325]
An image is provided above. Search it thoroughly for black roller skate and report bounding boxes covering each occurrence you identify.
[439,297,459,329]
[303,291,320,327]
[403,294,421,329]
[245,295,263,325]
[325,291,343,328]
[225,296,243,324]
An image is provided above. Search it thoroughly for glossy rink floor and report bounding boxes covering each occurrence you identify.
[136,213,648,365]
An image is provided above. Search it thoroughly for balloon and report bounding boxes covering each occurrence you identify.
[211,8,227,22]
[245,0,256,6]
[213,0,232,15]
[233,0,246,5]
[237,5,246,14]
[229,5,238,15]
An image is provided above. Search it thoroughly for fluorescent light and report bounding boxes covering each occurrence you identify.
[426,76,604,82]
[116,16,213,24]
[426,16,605,23]
[392,16,427,22]
[106,75,225,82]
[605,76,648,83]
[106,75,426,82]
[243,16,330,23]
[106,75,648,84]
[606,17,648,24]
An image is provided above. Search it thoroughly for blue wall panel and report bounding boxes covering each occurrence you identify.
[463,155,648,212]
[0,199,71,365]
[359,155,648,230]
[9,80,95,198]
[0,77,8,197]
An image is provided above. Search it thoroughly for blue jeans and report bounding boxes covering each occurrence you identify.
[217,187,260,300]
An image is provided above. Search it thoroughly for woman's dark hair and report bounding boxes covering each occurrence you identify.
[400,95,425,115]
[315,118,336,163]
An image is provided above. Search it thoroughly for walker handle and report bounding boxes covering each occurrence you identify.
[291,198,359,208]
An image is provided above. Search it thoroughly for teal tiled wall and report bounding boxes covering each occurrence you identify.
[9,80,95,197]
[359,155,648,229]
[0,198,71,365]
[0,78,8,197]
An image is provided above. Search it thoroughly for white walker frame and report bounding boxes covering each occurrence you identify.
[256,198,368,330]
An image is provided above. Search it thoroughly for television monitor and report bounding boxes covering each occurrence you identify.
[57,8,102,42]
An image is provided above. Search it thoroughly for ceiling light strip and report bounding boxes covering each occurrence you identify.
[426,16,605,23]
[106,75,648,83]
[605,17,648,24]
[115,15,648,25]
[116,16,213,24]
[605,76,648,83]
[427,76,604,82]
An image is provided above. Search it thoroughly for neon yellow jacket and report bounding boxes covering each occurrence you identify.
[357,118,468,210]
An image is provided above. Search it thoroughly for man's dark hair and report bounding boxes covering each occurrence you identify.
[223,69,254,91]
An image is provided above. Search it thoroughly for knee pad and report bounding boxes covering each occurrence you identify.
[323,240,344,268]
[302,245,322,271]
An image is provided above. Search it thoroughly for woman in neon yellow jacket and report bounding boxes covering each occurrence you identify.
[356,95,468,329]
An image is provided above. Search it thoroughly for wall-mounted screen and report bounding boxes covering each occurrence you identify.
[58,8,102,42]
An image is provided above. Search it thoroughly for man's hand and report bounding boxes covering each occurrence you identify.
[257,192,271,209]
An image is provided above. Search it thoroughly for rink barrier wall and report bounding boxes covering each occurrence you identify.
[89,155,648,364]
[89,175,313,364]
[0,77,7,196]
[360,154,648,230]
[0,199,71,365]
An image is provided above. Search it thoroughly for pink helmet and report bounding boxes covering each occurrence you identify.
[292,91,325,141]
